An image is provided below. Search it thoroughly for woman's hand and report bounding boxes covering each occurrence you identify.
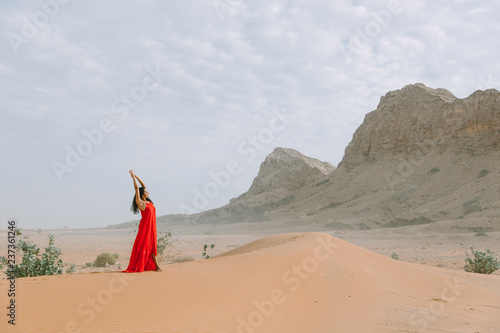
[129,169,134,177]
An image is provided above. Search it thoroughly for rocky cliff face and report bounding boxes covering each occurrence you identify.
[157,83,500,229]
[180,148,335,225]
[340,83,500,168]
[246,147,335,195]
[304,83,500,229]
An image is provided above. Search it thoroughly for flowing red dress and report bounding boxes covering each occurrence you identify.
[123,201,157,273]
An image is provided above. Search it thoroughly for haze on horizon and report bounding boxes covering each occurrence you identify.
[1,0,499,229]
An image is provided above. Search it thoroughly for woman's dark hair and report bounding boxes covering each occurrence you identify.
[130,187,154,214]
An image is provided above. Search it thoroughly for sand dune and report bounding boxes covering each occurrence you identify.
[2,232,499,332]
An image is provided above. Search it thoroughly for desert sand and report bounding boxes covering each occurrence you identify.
[1,227,499,333]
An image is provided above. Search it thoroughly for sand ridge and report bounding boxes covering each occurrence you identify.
[1,232,499,332]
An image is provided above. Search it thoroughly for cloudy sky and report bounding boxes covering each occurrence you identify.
[1,0,499,229]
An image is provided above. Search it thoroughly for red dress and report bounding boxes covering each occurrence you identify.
[123,202,158,272]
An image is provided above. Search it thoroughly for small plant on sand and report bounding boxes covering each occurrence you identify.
[391,252,399,260]
[477,169,489,179]
[5,234,74,278]
[0,256,8,270]
[129,221,139,237]
[93,252,116,267]
[66,264,75,274]
[157,229,177,263]
[464,247,500,274]
[202,244,215,259]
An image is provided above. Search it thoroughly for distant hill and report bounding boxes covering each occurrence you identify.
[231,147,335,207]
[155,147,336,225]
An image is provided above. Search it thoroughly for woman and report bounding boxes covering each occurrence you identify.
[123,170,162,272]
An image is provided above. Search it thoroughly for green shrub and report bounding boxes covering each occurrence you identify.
[93,252,116,267]
[112,253,120,259]
[0,256,7,270]
[7,234,70,278]
[85,262,92,268]
[391,252,399,260]
[157,230,177,262]
[429,167,440,176]
[464,247,500,274]
[202,244,215,259]
[477,169,489,178]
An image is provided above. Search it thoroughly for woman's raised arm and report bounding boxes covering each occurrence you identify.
[130,170,146,211]
[134,173,146,188]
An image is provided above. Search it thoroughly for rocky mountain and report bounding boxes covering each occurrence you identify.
[152,83,500,231]
[289,83,500,230]
[164,147,335,225]
[341,83,500,168]
[233,147,335,203]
